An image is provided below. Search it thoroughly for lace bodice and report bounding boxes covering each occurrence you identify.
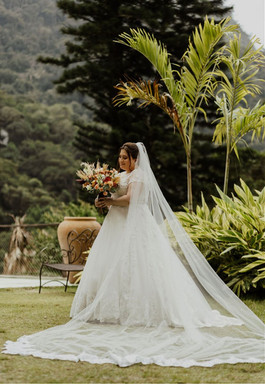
[111,169,146,207]
[111,171,131,198]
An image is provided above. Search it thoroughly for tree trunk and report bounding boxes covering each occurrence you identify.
[187,150,193,212]
[223,150,230,195]
[223,126,231,195]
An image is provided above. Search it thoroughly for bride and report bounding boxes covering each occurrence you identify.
[3,142,265,367]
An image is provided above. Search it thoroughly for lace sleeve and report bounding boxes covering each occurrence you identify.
[128,168,146,204]
[128,169,144,184]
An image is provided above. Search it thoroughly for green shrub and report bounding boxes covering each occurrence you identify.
[40,200,103,224]
[176,179,265,296]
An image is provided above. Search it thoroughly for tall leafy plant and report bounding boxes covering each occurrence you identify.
[177,180,265,296]
[213,34,265,194]
[114,17,237,211]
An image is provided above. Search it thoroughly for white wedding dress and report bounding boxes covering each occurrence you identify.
[3,143,265,367]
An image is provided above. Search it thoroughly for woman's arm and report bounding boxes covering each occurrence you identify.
[96,184,133,208]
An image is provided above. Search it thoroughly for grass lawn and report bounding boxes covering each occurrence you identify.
[0,287,264,383]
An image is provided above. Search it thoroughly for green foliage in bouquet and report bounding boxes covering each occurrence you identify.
[176,180,265,296]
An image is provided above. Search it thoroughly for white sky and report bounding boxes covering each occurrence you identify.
[224,0,265,45]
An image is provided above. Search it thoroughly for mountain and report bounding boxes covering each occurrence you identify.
[0,0,85,106]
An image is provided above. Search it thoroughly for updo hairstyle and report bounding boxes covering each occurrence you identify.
[118,142,139,171]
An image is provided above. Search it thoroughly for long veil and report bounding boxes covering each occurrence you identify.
[132,143,264,336]
[3,142,265,367]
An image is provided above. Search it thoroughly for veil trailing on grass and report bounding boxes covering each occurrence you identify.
[133,143,264,336]
[3,142,265,367]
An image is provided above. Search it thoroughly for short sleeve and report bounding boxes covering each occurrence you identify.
[128,169,144,184]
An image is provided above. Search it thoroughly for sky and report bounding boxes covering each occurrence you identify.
[224,0,265,45]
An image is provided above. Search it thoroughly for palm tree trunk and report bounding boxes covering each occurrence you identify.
[223,114,232,195]
[223,141,230,195]
[187,150,193,212]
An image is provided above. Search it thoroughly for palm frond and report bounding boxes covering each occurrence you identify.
[113,78,186,144]
[216,34,265,110]
[213,100,265,150]
[181,17,238,111]
[115,29,181,106]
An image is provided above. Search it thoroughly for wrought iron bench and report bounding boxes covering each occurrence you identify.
[39,228,97,293]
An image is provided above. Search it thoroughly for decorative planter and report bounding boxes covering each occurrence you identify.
[57,217,101,283]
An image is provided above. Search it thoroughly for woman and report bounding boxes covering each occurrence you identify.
[3,142,265,367]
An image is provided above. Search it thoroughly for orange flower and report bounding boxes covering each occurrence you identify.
[113,176,120,184]
[77,161,119,196]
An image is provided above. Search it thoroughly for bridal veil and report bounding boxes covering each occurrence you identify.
[3,142,265,367]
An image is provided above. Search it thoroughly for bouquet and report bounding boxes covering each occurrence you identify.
[76,161,120,197]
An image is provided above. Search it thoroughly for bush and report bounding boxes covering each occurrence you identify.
[40,200,103,224]
[176,179,265,296]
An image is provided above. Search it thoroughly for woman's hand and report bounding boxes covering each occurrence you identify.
[95,197,113,208]
[94,196,100,208]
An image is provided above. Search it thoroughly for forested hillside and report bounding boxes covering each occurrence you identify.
[0,0,264,225]
[0,91,87,223]
[0,0,263,105]
[0,0,86,105]
[0,0,91,224]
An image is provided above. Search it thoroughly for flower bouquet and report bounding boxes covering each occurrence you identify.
[76,162,120,213]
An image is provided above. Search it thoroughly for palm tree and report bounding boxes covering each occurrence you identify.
[113,17,237,211]
[213,34,265,194]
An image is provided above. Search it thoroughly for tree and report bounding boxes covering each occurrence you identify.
[0,0,72,104]
[39,0,232,209]
[213,35,265,194]
[114,18,237,211]
[0,92,83,221]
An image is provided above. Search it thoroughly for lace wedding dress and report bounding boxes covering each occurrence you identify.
[3,143,265,367]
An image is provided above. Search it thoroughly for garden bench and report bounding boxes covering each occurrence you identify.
[39,228,96,293]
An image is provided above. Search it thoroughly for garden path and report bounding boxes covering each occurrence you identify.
[0,275,73,289]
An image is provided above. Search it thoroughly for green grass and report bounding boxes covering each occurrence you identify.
[0,287,264,383]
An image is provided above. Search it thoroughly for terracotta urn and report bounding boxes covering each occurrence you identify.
[57,217,101,283]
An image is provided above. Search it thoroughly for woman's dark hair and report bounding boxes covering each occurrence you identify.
[118,142,139,171]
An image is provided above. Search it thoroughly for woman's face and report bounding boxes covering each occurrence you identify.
[119,149,135,172]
